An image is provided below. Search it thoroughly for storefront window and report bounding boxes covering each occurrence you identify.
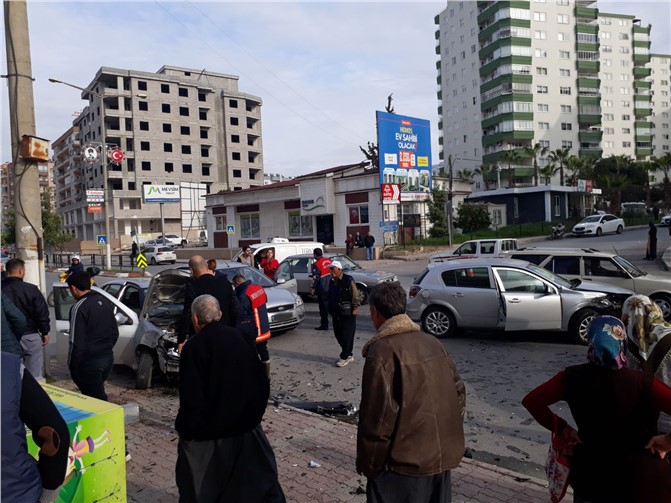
[240,213,260,239]
[288,211,313,238]
[348,204,369,225]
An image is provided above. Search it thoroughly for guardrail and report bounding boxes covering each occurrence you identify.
[45,253,142,270]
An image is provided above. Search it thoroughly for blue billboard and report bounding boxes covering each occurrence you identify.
[376,111,432,201]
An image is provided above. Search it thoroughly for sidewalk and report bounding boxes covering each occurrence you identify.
[46,364,565,503]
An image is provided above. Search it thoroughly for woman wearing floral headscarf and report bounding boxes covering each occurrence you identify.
[522,316,671,503]
[622,294,671,384]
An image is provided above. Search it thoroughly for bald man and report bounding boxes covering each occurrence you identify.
[177,255,238,351]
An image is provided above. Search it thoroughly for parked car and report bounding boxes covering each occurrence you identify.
[275,253,398,304]
[572,214,624,236]
[232,237,324,266]
[1,251,9,265]
[429,239,518,263]
[407,258,632,344]
[507,247,671,321]
[143,238,176,248]
[142,246,177,265]
[52,264,304,389]
[158,234,188,247]
[661,215,671,227]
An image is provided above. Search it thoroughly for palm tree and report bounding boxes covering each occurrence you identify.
[501,149,521,188]
[580,156,598,181]
[524,143,548,187]
[637,161,657,207]
[654,153,671,210]
[538,163,559,185]
[612,154,632,175]
[564,156,582,187]
[474,164,495,190]
[548,148,570,186]
[456,168,474,180]
[599,173,628,214]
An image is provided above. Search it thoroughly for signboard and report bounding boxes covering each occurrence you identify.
[377,111,432,202]
[82,145,99,163]
[142,185,181,203]
[87,205,102,214]
[381,183,400,204]
[86,189,104,203]
[96,235,107,246]
[136,253,147,268]
[226,225,235,235]
[380,220,399,232]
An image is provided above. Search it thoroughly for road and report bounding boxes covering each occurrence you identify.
[44,227,671,478]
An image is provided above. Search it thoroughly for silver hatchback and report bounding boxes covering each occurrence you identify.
[407,258,630,344]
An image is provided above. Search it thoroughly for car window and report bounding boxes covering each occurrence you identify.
[585,258,623,277]
[525,263,571,288]
[158,247,173,252]
[414,269,430,285]
[612,256,643,277]
[120,285,143,313]
[550,256,580,275]
[219,265,275,288]
[604,215,615,222]
[582,216,600,223]
[455,242,476,255]
[102,283,122,297]
[275,261,293,282]
[480,242,495,254]
[334,255,358,270]
[442,267,491,289]
[510,254,549,265]
[53,286,76,321]
[496,269,546,294]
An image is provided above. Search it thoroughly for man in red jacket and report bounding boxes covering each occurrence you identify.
[310,248,332,330]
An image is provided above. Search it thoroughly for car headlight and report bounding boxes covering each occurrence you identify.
[390,276,398,283]
[596,297,612,307]
[295,296,304,308]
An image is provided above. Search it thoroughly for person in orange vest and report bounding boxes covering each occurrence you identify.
[310,248,332,330]
[232,274,272,377]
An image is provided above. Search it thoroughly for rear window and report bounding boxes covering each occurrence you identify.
[159,247,173,252]
[480,241,496,254]
[441,267,491,289]
[549,256,580,275]
[414,269,430,285]
[510,254,549,265]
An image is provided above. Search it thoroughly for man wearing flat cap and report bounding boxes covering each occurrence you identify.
[327,260,360,367]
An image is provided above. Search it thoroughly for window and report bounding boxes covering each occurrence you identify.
[539,140,550,148]
[199,109,208,121]
[559,69,571,77]
[604,141,614,148]
[200,128,208,139]
[179,107,189,117]
[229,99,238,108]
[559,50,570,59]
[163,143,172,153]
[181,145,191,154]
[603,127,614,134]
[178,87,188,97]
[180,126,190,135]
[560,87,571,95]
[538,122,550,130]
[201,147,210,158]
[561,105,572,113]
[230,117,239,126]
[140,141,150,151]
[621,128,631,134]
[551,257,581,275]
[139,121,149,131]
[557,14,569,24]
[619,32,629,40]
[561,140,573,148]
[622,141,631,148]
[553,195,560,216]
[233,169,242,178]
[162,123,171,133]
[534,30,546,40]
[141,161,151,171]
[536,67,548,75]
[561,123,572,131]
[622,114,630,121]
[537,104,549,112]
[348,204,369,225]
[441,267,491,289]
[240,214,260,239]
[162,103,170,113]
[137,81,147,91]
[537,85,548,94]
[215,215,226,232]
[533,12,546,21]
[620,73,629,81]
[288,210,313,238]
[497,269,546,294]
[161,84,170,94]
[535,49,547,58]
[603,100,612,107]
[231,134,240,143]
[139,101,148,111]
[164,162,173,173]
[600,31,611,39]
[182,164,192,173]
[603,114,614,121]
[201,164,210,176]
[558,32,568,41]
[198,92,207,102]
[232,152,241,161]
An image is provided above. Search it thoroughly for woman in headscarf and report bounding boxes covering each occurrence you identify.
[646,221,658,260]
[522,316,671,503]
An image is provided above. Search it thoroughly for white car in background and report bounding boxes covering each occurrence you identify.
[661,215,671,227]
[142,246,177,265]
[158,234,188,247]
[572,214,625,237]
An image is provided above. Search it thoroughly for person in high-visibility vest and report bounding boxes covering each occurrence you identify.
[232,274,271,377]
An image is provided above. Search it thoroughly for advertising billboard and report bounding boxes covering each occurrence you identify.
[142,185,181,203]
[376,111,432,201]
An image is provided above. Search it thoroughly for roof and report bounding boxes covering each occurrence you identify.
[428,258,531,269]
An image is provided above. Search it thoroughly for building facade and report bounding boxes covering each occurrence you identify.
[436,1,670,191]
[1,161,54,216]
[52,65,264,242]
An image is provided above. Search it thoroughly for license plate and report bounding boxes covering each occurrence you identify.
[273,312,293,322]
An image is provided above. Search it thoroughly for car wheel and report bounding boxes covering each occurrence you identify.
[150,257,157,265]
[357,285,369,305]
[136,350,155,390]
[652,294,671,322]
[596,227,603,237]
[616,225,623,234]
[421,306,456,339]
[47,290,55,307]
[569,308,598,345]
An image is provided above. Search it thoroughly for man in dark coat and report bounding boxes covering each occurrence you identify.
[327,261,360,367]
[646,221,658,260]
[364,232,376,261]
[178,255,238,352]
[175,294,285,502]
[1,293,26,356]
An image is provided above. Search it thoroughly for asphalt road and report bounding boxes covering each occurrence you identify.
[43,226,671,478]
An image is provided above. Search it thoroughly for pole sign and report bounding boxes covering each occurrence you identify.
[86,189,104,203]
[381,183,400,204]
[142,185,181,203]
[376,111,432,202]
[108,149,124,164]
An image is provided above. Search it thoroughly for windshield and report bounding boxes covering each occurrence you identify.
[333,255,359,270]
[612,255,644,277]
[525,263,572,288]
[581,216,601,223]
[219,265,276,288]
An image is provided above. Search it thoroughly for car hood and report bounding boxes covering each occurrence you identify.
[141,268,191,321]
[350,270,396,281]
[572,279,633,296]
[265,284,299,307]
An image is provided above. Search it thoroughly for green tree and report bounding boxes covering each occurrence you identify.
[524,142,548,187]
[654,153,671,210]
[456,168,474,180]
[501,149,521,188]
[1,209,16,245]
[564,156,582,187]
[41,190,71,250]
[538,163,560,185]
[474,163,496,190]
[548,148,570,186]
[455,203,491,233]
[427,188,449,238]
[600,174,628,214]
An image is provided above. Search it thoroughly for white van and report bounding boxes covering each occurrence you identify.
[232,237,324,265]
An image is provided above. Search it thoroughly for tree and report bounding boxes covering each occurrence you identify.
[474,164,496,190]
[548,148,570,186]
[637,160,657,207]
[1,209,16,245]
[501,149,521,188]
[456,168,474,180]
[455,203,491,233]
[538,163,559,185]
[359,94,395,168]
[427,188,449,238]
[600,174,628,215]
[564,156,582,187]
[41,190,71,250]
[524,143,548,187]
[654,153,671,210]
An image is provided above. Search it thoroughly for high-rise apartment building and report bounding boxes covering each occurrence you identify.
[649,54,671,159]
[435,1,670,191]
[1,161,54,215]
[53,65,264,242]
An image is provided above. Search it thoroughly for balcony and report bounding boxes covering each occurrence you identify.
[579,147,603,158]
[575,5,598,18]
[482,130,534,146]
[634,54,651,66]
[634,108,652,118]
[633,67,652,79]
[578,114,602,125]
[636,147,653,157]
[576,60,599,73]
[579,130,602,142]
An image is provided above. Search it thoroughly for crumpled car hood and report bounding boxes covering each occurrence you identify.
[141,268,191,321]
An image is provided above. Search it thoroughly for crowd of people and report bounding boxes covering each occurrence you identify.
[3,244,671,502]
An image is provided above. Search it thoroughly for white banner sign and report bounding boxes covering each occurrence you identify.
[143,185,181,203]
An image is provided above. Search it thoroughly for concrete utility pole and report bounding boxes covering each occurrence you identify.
[447,154,454,248]
[4,0,45,291]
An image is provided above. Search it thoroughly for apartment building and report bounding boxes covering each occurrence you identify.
[649,54,671,160]
[53,65,264,242]
[436,1,669,191]
[1,161,54,215]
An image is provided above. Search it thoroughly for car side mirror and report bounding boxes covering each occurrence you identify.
[115,312,131,325]
[276,278,286,285]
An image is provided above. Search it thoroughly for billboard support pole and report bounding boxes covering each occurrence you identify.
[160,203,165,245]
[447,155,454,248]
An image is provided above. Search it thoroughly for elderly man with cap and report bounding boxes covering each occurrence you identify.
[327,260,360,367]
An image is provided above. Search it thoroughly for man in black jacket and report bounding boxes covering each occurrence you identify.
[67,271,119,400]
[175,294,285,502]
[327,261,360,368]
[178,255,238,352]
[1,258,50,380]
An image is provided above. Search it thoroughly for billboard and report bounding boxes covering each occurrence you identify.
[142,184,181,203]
[376,111,432,201]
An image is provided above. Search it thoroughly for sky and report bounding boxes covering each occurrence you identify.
[2,1,670,178]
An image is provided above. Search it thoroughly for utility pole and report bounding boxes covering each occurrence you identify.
[447,154,454,248]
[4,0,45,291]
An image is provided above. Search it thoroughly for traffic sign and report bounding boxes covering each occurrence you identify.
[136,253,147,269]
[381,223,399,233]
[226,225,235,234]
[97,235,107,246]
[379,220,399,228]
[381,183,400,204]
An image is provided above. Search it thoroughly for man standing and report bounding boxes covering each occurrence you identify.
[311,248,332,331]
[175,295,285,502]
[1,258,50,380]
[364,231,376,261]
[232,274,272,377]
[327,261,360,367]
[178,255,238,351]
[66,271,119,401]
[357,282,466,502]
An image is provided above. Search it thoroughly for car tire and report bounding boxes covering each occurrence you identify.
[421,306,456,339]
[652,294,671,322]
[357,285,369,305]
[616,225,623,234]
[596,227,603,237]
[150,257,157,265]
[569,308,598,345]
[136,350,155,390]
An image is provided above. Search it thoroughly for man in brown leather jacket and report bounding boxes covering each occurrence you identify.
[356,282,466,502]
